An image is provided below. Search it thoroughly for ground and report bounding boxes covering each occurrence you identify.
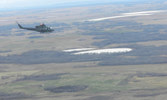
[0,2,167,100]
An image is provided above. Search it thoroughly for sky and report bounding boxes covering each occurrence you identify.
[0,0,140,11]
[0,0,164,11]
[0,0,68,9]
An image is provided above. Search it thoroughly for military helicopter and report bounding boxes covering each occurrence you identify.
[17,22,54,33]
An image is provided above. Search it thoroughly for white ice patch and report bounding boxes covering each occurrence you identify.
[63,48,95,52]
[73,48,133,55]
[87,10,166,22]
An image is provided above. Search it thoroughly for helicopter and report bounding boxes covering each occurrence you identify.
[17,22,54,33]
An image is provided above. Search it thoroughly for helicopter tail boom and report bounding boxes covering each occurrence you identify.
[16,22,24,29]
[17,23,23,29]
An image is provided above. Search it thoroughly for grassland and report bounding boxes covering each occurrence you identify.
[1,63,167,100]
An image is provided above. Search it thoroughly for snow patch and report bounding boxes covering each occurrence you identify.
[73,48,133,55]
[63,48,95,52]
[87,10,166,22]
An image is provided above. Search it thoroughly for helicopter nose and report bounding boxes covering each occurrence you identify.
[49,29,54,32]
[51,29,54,32]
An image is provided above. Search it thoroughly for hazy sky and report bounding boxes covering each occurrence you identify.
[0,0,162,11]
[0,0,135,10]
[0,0,99,8]
[1,0,74,9]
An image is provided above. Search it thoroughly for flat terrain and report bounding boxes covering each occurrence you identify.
[0,2,167,100]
